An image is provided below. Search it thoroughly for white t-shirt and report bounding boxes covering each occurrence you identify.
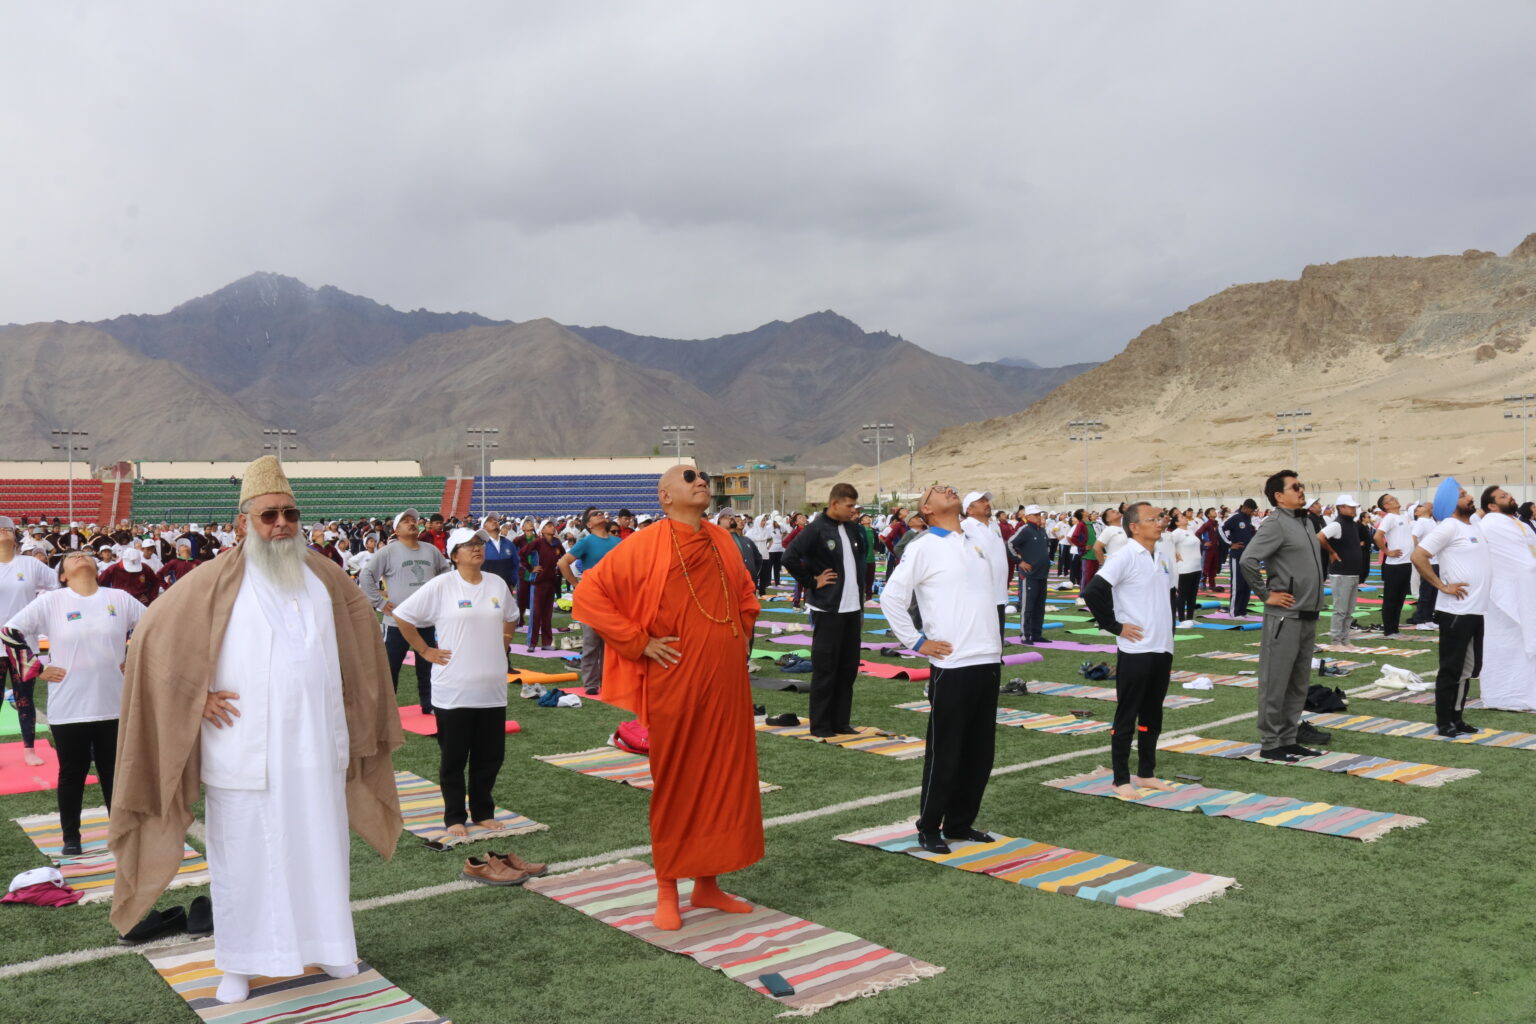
[0,554,60,641]
[1098,524,1129,559]
[1411,516,1436,558]
[4,587,145,724]
[392,571,520,709]
[878,528,1002,669]
[1418,517,1491,616]
[962,516,1010,603]
[1376,512,1414,565]
[1169,527,1201,574]
[1096,541,1174,655]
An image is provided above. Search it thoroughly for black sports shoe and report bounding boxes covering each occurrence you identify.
[1284,744,1324,758]
[942,828,995,843]
[1258,748,1301,763]
[1297,722,1332,744]
[1453,721,1479,736]
[916,831,952,855]
[1435,724,1461,738]
[60,840,83,857]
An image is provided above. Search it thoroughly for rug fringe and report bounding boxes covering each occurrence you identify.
[1357,815,1427,842]
[773,963,947,1018]
[832,816,919,843]
[527,857,651,887]
[1402,767,1480,787]
[1042,766,1111,787]
[1152,879,1241,918]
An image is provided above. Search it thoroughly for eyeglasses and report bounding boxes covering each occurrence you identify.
[1286,483,1306,492]
[253,507,302,525]
[683,469,711,484]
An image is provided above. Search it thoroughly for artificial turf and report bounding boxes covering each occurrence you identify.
[3,578,1532,1024]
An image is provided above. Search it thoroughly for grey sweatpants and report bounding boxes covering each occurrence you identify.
[580,622,606,692]
[1257,614,1317,749]
[1329,574,1360,642]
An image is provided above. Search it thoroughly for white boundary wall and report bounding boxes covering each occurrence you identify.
[137,460,424,479]
[486,456,692,476]
[0,461,88,480]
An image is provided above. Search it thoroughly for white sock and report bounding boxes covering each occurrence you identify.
[215,972,251,1004]
[321,962,359,979]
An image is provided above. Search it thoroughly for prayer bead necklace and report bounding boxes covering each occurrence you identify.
[670,521,739,638]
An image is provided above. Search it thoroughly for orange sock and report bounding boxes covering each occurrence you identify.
[653,877,681,930]
[690,875,753,914]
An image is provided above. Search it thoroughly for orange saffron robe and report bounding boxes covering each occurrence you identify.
[572,518,764,878]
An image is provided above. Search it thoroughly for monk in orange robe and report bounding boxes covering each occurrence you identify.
[573,466,763,929]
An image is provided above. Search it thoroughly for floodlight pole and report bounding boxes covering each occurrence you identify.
[861,423,895,508]
[661,425,696,465]
[1068,420,1104,497]
[466,427,500,516]
[1504,394,1534,499]
[50,429,89,524]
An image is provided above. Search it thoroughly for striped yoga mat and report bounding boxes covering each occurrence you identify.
[895,701,1112,735]
[1019,680,1212,709]
[1156,735,1479,787]
[525,859,941,1017]
[144,938,448,1024]
[1260,642,1429,657]
[838,820,1237,917]
[394,770,547,847]
[1199,650,1370,671]
[1349,687,1520,712]
[1043,768,1426,841]
[754,720,925,760]
[14,806,209,904]
[1302,712,1536,749]
[534,747,781,792]
[1170,670,1258,689]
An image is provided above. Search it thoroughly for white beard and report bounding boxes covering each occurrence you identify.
[244,531,308,594]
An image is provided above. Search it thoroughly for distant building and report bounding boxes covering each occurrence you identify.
[711,462,806,517]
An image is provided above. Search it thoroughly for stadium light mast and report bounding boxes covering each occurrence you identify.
[861,423,896,508]
[466,427,500,517]
[661,425,695,465]
[262,427,298,463]
[1067,420,1104,497]
[1504,394,1535,499]
[906,433,916,496]
[1275,410,1313,469]
[49,429,89,524]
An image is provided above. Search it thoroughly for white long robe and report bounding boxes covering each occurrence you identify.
[1477,513,1536,711]
[201,561,355,976]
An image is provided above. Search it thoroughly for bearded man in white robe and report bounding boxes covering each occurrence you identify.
[109,456,402,1003]
[1476,486,1536,711]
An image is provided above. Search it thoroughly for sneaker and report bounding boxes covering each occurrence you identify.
[1452,721,1479,736]
[1297,722,1332,744]
[520,683,546,699]
[1000,680,1028,696]
[915,831,952,854]
[1258,748,1301,763]
[1435,723,1461,738]
[586,686,600,696]
[461,856,530,886]
[1284,744,1324,758]
[60,840,84,857]
[1178,620,1197,628]
[941,828,996,843]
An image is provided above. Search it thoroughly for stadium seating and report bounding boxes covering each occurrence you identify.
[0,479,108,522]
[470,474,663,517]
[132,477,448,522]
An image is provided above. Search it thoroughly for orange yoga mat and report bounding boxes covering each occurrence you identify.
[507,670,580,686]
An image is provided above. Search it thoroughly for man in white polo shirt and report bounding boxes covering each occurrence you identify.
[880,484,1001,855]
[1372,494,1416,637]
[1082,502,1178,798]
[960,490,1009,640]
[1411,483,1491,736]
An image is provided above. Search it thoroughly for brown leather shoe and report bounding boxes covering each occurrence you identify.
[492,849,548,878]
[461,855,530,886]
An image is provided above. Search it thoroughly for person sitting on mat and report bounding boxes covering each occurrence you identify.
[1081,502,1178,798]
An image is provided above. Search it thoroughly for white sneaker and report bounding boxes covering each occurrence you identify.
[1178,619,1197,628]
[520,683,547,699]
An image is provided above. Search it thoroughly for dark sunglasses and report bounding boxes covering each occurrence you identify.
[254,507,302,525]
[683,469,711,484]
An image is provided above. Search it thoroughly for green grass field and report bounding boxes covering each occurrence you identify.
[4,580,1534,1024]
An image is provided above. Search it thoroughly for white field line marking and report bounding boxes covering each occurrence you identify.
[0,682,1376,980]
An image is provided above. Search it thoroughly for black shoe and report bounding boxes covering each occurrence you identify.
[422,707,435,715]
[1000,680,1028,696]
[1258,748,1301,762]
[1284,744,1324,758]
[187,895,213,937]
[60,840,83,857]
[118,905,187,946]
[1297,722,1332,744]
[1453,721,1479,736]
[765,712,800,727]
[1435,724,1461,738]
[941,828,995,843]
[752,704,766,716]
[916,831,952,854]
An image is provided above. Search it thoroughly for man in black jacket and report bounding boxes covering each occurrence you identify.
[1009,505,1052,643]
[1318,494,1372,647]
[783,482,867,736]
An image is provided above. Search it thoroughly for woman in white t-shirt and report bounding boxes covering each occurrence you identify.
[5,548,145,856]
[392,529,526,844]
[1167,510,1204,624]
[0,515,60,767]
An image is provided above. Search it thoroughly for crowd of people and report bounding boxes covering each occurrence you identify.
[2,457,1532,1002]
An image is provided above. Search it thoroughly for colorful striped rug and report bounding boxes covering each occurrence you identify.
[14,805,209,904]
[1043,768,1426,841]
[838,820,1237,918]
[1019,680,1212,709]
[1349,687,1520,712]
[525,859,941,1017]
[1199,650,1369,671]
[1156,735,1478,787]
[754,719,926,759]
[394,770,547,847]
[534,747,781,792]
[1169,670,1258,689]
[144,938,448,1023]
[1259,642,1429,657]
[1302,712,1536,749]
[895,701,1112,735]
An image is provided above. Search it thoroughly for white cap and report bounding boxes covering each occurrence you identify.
[140,538,156,548]
[393,508,421,530]
[0,516,13,532]
[1024,504,1043,516]
[120,548,143,568]
[445,527,491,558]
[962,491,993,514]
[1335,494,1359,508]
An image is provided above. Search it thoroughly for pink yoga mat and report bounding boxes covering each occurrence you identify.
[399,705,520,736]
[0,740,96,795]
[859,660,930,681]
[1008,637,1120,654]
[508,644,581,660]
[768,634,816,646]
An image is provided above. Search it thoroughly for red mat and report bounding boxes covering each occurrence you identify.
[0,739,96,795]
[858,660,930,682]
[397,705,520,736]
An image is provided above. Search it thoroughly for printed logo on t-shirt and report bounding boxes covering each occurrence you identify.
[490,596,501,608]
[457,599,473,608]
[106,603,117,617]
[66,611,81,621]
[13,572,22,581]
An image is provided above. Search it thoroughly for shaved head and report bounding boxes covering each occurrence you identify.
[658,466,712,519]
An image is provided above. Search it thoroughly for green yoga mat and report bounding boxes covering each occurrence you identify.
[752,647,810,660]
[1045,614,1096,623]
[0,702,43,739]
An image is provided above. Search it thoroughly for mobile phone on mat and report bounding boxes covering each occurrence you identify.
[760,973,796,997]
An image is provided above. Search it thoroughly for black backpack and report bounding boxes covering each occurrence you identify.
[1305,684,1348,713]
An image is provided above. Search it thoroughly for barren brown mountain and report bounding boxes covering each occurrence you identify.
[818,234,1536,506]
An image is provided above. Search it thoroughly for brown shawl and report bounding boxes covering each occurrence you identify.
[107,546,404,932]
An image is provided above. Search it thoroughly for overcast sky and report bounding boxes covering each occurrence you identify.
[3,2,1534,363]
